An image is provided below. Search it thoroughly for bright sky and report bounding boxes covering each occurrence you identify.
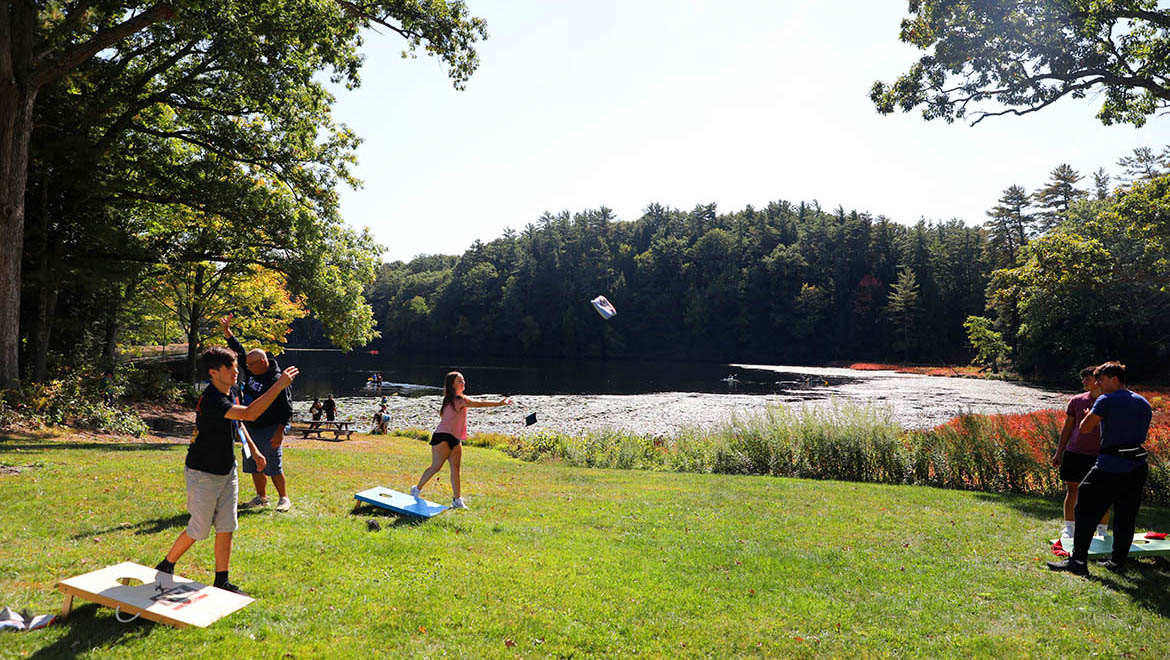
[330,0,1168,263]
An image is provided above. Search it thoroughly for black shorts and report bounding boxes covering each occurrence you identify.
[429,432,462,448]
[1060,451,1098,484]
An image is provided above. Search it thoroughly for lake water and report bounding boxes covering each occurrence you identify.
[281,351,1070,436]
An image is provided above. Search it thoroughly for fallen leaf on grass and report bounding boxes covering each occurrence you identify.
[505,639,515,647]
[419,626,426,634]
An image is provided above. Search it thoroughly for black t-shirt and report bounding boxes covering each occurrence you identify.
[187,383,240,475]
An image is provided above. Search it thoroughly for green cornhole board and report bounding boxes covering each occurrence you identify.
[1051,533,1170,559]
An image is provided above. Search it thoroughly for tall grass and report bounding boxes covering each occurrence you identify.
[453,399,1169,505]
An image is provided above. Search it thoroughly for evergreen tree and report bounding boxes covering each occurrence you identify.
[1034,164,1087,233]
[1117,147,1169,185]
[886,266,920,361]
[1092,168,1112,200]
[984,185,1032,267]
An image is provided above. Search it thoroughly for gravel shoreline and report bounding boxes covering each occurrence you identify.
[299,366,1069,438]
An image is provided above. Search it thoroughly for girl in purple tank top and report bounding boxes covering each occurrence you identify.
[410,371,511,509]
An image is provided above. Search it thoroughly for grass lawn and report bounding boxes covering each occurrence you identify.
[1,431,1168,659]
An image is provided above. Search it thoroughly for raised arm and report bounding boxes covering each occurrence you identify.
[462,396,512,408]
[226,367,300,421]
[221,315,247,369]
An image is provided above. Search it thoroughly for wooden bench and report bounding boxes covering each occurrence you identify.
[290,420,353,441]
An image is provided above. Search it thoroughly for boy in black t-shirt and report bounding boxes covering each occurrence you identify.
[154,346,299,595]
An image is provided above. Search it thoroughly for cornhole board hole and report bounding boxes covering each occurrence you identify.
[56,562,252,628]
[1051,533,1170,559]
[355,487,448,518]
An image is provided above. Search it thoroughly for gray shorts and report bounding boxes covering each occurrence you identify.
[185,466,238,540]
[241,424,283,476]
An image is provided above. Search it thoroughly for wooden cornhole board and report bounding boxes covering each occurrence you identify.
[355,486,448,518]
[56,562,252,628]
[1051,533,1170,559]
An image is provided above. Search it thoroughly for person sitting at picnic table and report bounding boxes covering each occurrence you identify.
[309,397,323,428]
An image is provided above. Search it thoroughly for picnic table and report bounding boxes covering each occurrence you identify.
[290,419,353,441]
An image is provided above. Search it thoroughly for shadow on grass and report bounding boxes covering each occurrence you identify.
[69,504,273,541]
[973,491,1057,520]
[974,491,1170,529]
[0,439,181,454]
[28,603,154,660]
[1092,557,1170,618]
[351,503,427,529]
[70,513,190,540]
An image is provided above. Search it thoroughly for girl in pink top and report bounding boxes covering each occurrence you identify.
[411,371,511,509]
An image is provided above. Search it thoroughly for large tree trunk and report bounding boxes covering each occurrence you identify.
[186,296,203,385]
[0,89,37,388]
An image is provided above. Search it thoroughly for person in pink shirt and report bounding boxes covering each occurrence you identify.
[410,371,511,509]
[1050,366,1108,538]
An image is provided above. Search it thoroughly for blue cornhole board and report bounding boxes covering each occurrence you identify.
[354,487,448,518]
[1051,532,1170,559]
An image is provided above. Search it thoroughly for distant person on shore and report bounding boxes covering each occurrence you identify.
[221,316,295,513]
[372,404,389,434]
[323,394,336,421]
[310,397,323,423]
[410,371,511,510]
[1049,362,1152,576]
[1051,366,1108,539]
[154,346,298,595]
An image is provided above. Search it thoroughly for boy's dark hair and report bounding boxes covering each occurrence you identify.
[1079,366,1098,378]
[201,346,237,374]
[1094,361,1126,383]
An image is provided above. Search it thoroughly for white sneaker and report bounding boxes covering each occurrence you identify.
[409,486,420,498]
[242,495,269,508]
[276,496,291,512]
[451,497,468,510]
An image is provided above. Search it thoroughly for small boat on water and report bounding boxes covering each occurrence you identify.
[363,379,441,395]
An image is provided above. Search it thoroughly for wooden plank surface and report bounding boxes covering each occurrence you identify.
[57,562,252,628]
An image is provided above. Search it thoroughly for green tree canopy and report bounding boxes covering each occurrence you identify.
[3,0,488,386]
[871,1,1170,126]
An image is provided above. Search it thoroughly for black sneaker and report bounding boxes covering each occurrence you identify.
[214,581,249,597]
[1099,559,1127,574]
[1046,559,1089,576]
[154,560,174,575]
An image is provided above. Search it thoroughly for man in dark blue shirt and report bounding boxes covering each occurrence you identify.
[1049,362,1152,575]
[221,315,295,512]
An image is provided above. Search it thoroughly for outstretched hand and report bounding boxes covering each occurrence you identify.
[277,366,300,389]
[220,314,234,337]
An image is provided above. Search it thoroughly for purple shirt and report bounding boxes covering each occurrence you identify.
[1065,392,1101,456]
